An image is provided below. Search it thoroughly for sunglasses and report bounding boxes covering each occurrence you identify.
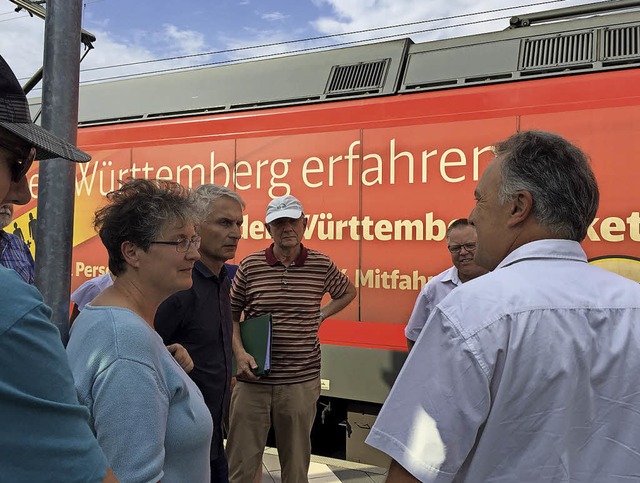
[0,138,36,182]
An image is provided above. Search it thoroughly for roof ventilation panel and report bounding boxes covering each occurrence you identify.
[602,24,640,62]
[519,31,594,71]
[325,59,390,96]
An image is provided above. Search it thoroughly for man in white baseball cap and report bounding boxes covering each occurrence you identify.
[264,194,304,223]
[227,193,357,483]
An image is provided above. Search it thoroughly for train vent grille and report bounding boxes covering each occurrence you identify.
[325,59,389,95]
[519,31,594,71]
[603,25,640,61]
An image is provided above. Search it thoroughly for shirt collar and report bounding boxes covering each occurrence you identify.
[193,260,228,280]
[497,239,587,270]
[265,243,309,266]
[442,266,462,286]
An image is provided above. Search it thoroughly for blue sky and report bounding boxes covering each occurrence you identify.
[0,0,614,92]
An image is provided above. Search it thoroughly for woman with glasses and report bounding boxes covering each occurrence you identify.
[67,178,212,483]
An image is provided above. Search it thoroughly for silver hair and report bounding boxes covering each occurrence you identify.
[495,130,599,242]
[193,184,245,222]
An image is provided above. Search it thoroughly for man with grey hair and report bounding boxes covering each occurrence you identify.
[367,130,640,482]
[405,218,487,350]
[155,184,244,482]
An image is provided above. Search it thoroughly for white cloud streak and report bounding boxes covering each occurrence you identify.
[261,11,290,22]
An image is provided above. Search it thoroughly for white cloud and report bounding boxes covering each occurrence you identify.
[0,16,215,93]
[77,25,216,84]
[0,13,46,84]
[158,24,207,55]
[261,11,290,22]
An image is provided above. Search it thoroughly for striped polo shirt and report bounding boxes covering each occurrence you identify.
[231,244,351,385]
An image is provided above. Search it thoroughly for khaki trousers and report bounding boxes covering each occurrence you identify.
[226,377,321,483]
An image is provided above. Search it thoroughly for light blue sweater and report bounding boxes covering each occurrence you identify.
[67,305,213,483]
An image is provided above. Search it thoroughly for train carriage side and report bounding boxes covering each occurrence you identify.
[23,6,640,464]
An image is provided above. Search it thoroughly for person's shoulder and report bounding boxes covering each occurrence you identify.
[79,273,113,291]
[2,232,20,243]
[238,249,269,270]
[304,248,333,264]
[579,263,640,306]
[0,267,46,333]
[71,273,111,296]
[224,262,238,281]
[71,306,161,362]
[241,249,267,261]
[427,266,456,285]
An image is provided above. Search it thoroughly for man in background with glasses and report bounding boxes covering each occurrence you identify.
[405,218,487,351]
[0,54,117,481]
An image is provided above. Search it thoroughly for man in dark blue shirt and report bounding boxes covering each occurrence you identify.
[155,184,244,483]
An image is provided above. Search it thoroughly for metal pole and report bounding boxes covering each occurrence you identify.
[35,0,84,345]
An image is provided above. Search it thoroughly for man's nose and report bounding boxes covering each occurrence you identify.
[230,224,242,238]
[186,242,201,260]
[4,176,31,205]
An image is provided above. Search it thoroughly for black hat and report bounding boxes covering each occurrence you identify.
[0,54,90,163]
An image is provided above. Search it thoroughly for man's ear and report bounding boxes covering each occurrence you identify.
[507,190,533,227]
[265,223,272,237]
[302,216,308,229]
[121,241,141,268]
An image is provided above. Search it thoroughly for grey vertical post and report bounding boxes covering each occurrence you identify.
[35,0,84,344]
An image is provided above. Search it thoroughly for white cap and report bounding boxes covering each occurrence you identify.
[265,195,304,223]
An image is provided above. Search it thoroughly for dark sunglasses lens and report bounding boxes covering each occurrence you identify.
[11,147,36,182]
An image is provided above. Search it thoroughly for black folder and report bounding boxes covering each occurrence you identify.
[239,313,272,377]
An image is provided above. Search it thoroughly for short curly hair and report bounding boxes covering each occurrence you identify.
[94,179,197,276]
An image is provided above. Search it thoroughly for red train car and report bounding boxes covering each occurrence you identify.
[24,2,640,463]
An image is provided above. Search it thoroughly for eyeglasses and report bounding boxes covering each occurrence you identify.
[0,137,36,183]
[448,243,477,254]
[150,236,201,253]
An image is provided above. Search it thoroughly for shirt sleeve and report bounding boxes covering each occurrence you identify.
[324,260,350,299]
[405,285,431,341]
[70,281,102,310]
[0,303,108,482]
[230,262,247,314]
[366,308,490,482]
[92,359,170,483]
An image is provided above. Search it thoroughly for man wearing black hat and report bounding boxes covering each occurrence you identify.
[0,54,116,482]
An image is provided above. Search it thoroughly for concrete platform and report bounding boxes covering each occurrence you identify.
[259,447,388,483]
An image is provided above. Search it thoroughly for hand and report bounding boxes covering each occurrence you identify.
[235,351,259,380]
[167,343,194,373]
